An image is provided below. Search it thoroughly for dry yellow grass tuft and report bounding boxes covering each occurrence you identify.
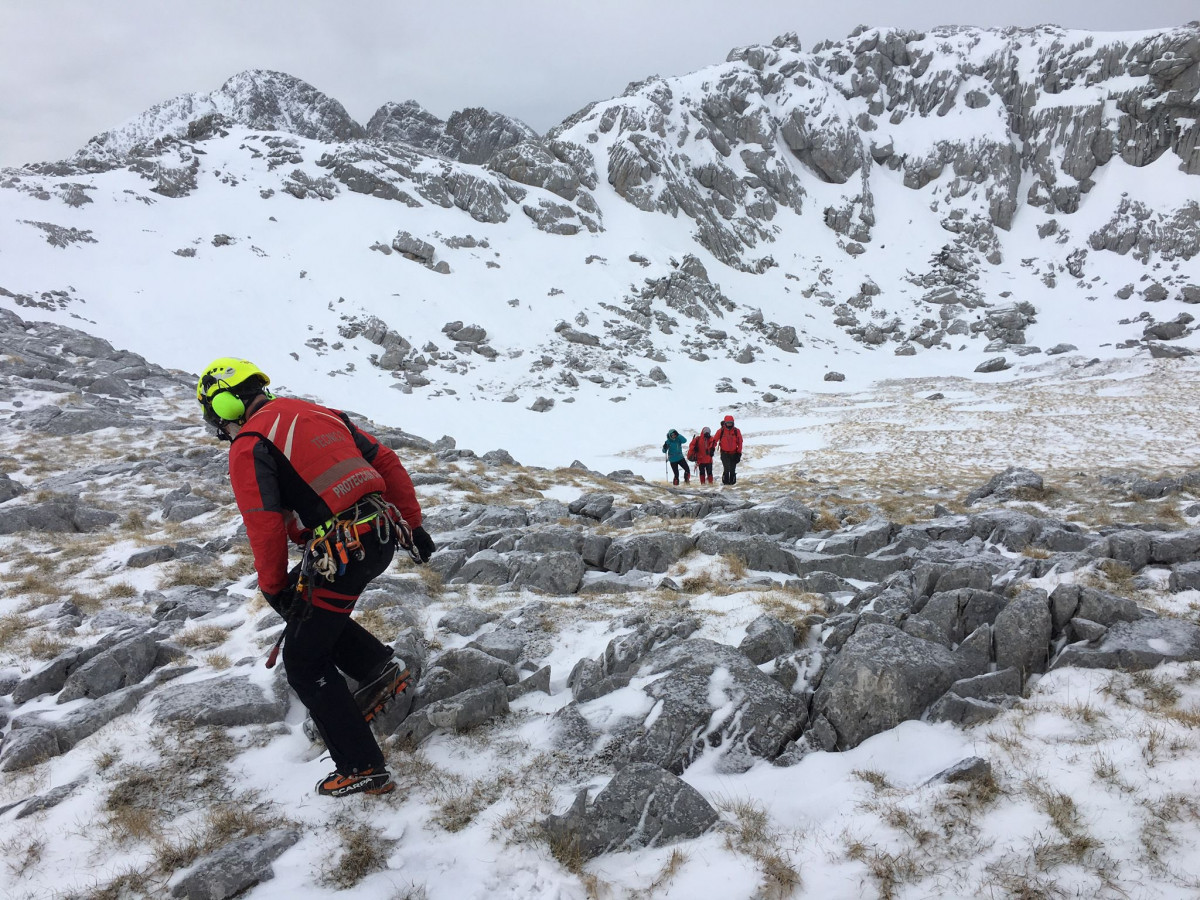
[321,820,397,890]
[718,797,803,898]
[174,624,231,649]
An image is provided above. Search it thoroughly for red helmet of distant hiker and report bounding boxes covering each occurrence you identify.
[723,415,734,424]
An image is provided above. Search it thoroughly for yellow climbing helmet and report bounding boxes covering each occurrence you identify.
[196,357,271,432]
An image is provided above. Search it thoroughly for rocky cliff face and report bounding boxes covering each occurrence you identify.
[366,100,538,164]
[540,24,1200,267]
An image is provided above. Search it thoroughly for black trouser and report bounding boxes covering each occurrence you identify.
[283,531,395,775]
[698,462,713,482]
[721,451,738,485]
[669,459,690,483]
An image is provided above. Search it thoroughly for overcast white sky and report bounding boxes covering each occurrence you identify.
[0,0,1196,168]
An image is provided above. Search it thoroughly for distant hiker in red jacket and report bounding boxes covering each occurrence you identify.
[688,427,718,485]
[717,414,743,485]
[197,357,436,799]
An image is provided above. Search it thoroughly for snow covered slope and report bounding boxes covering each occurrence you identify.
[0,24,1197,473]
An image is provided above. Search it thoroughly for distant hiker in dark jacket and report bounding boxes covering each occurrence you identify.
[688,427,718,485]
[717,414,743,485]
[662,429,690,485]
[197,357,436,799]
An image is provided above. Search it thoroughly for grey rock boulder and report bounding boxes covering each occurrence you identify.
[163,497,218,522]
[603,532,696,574]
[568,618,700,702]
[588,638,807,774]
[1103,529,1152,570]
[467,627,528,665]
[966,466,1043,504]
[451,549,511,585]
[515,527,585,554]
[170,828,301,900]
[507,665,552,701]
[391,679,509,745]
[13,776,88,819]
[438,606,499,636]
[788,549,911,582]
[509,550,586,594]
[428,548,468,580]
[1052,618,1200,671]
[1150,529,1200,564]
[909,588,1008,647]
[153,675,287,726]
[811,624,979,750]
[709,497,815,539]
[5,681,155,770]
[694,532,801,575]
[569,493,616,520]
[58,633,162,703]
[0,498,119,534]
[13,405,133,435]
[738,614,795,664]
[152,587,235,622]
[1049,584,1146,632]
[0,726,60,772]
[926,757,994,786]
[542,763,718,861]
[993,589,1053,681]
[927,693,1011,726]
[1169,560,1200,592]
[975,356,1010,373]
[127,545,176,568]
[12,648,85,703]
[0,473,25,503]
[415,647,519,707]
[816,517,894,556]
[947,668,1022,701]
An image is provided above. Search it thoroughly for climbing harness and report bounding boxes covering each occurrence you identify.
[306,492,421,580]
[263,493,417,668]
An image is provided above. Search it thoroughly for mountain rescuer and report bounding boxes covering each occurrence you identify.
[688,427,718,485]
[662,428,690,485]
[196,357,436,798]
[717,414,743,485]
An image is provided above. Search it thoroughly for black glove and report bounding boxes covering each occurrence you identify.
[262,567,301,618]
[411,526,436,563]
[734,453,742,464]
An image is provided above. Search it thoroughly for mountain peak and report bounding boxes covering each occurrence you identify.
[80,69,363,160]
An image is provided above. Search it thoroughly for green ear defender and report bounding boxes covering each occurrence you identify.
[197,358,273,437]
[210,390,246,422]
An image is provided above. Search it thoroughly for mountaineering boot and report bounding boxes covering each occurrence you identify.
[684,472,690,483]
[354,657,411,724]
[316,767,394,797]
[673,477,679,485]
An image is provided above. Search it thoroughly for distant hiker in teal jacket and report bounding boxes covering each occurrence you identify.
[662,429,690,485]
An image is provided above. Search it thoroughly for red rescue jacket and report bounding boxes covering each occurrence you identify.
[228,397,422,596]
[688,433,717,464]
[717,424,743,454]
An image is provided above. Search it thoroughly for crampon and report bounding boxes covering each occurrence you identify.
[353,658,412,724]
